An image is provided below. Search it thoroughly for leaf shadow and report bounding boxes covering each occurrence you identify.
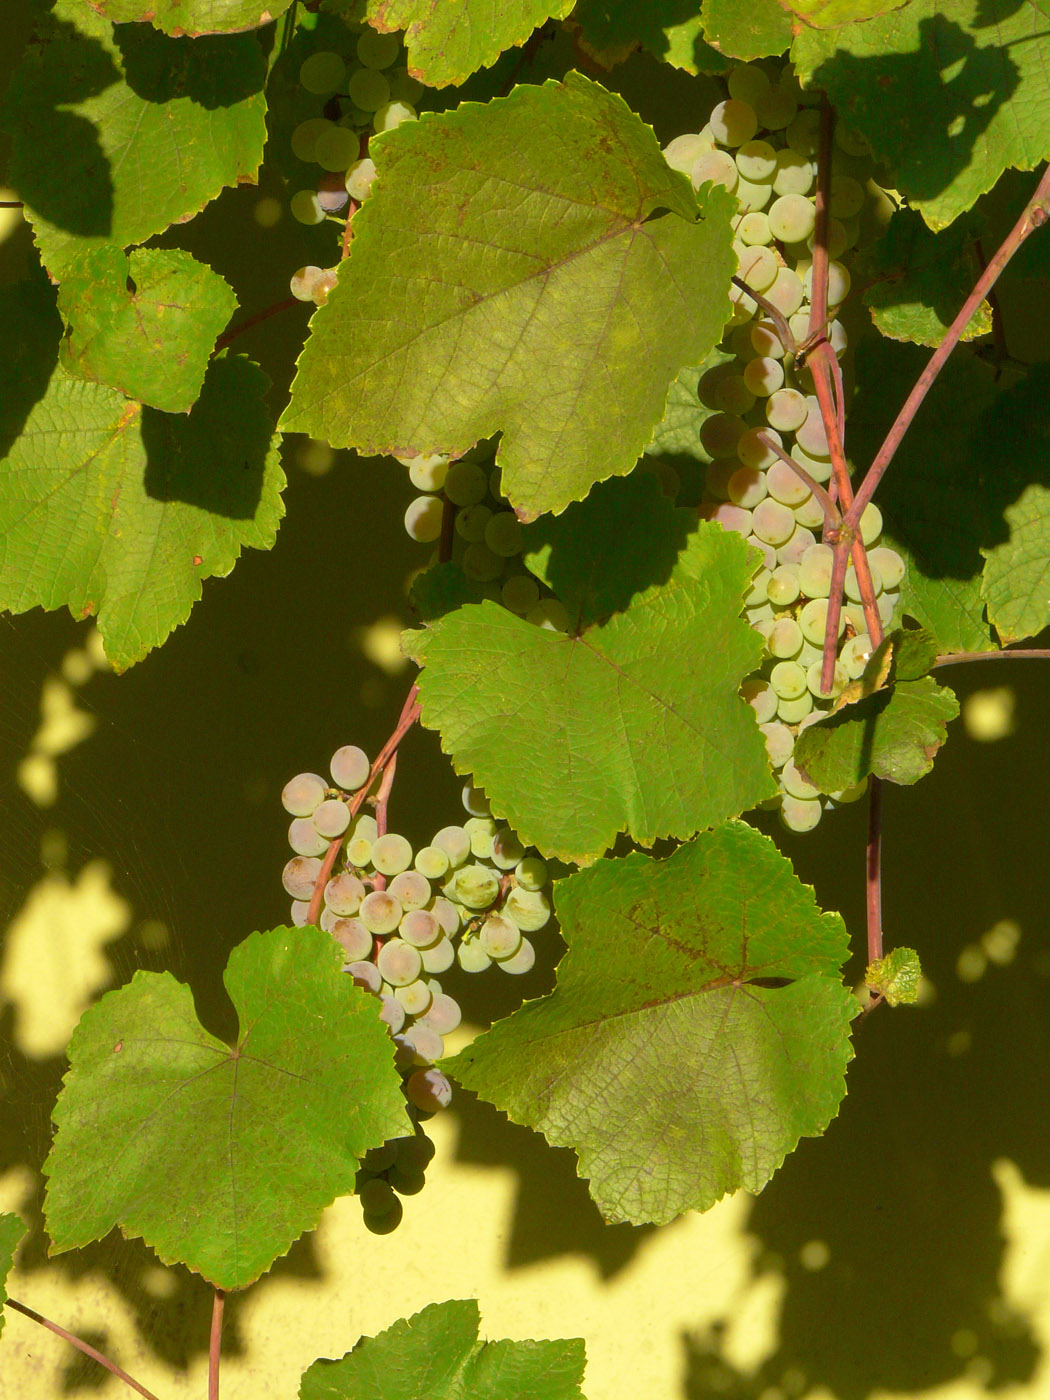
[114,24,267,110]
[0,266,61,461]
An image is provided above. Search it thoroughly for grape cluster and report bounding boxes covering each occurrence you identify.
[286,23,423,306]
[280,744,554,1228]
[399,447,573,632]
[662,61,907,833]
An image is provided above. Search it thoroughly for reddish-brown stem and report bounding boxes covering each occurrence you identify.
[844,163,1050,533]
[731,276,796,354]
[0,199,23,208]
[756,431,839,531]
[866,777,884,965]
[209,1290,224,1400]
[214,297,298,353]
[934,647,1050,667]
[373,750,398,845]
[4,1298,161,1400]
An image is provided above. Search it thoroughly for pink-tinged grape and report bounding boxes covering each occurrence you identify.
[806,659,848,699]
[743,356,784,397]
[347,960,382,993]
[795,408,831,459]
[444,461,488,506]
[394,979,433,1017]
[377,938,423,986]
[313,797,351,838]
[331,745,369,791]
[420,936,455,973]
[790,442,833,483]
[710,98,758,146]
[325,872,366,916]
[778,691,814,723]
[491,827,525,870]
[291,118,335,163]
[480,914,522,959]
[401,1022,444,1063]
[770,659,807,701]
[514,855,547,891]
[760,719,795,768]
[766,459,811,508]
[737,425,783,471]
[421,992,462,1034]
[349,67,390,111]
[344,157,377,202]
[373,100,417,134]
[767,563,801,607]
[768,193,816,243]
[765,267,805,316]
[406,1067,453,1112]
[663,131,716,174]
[329,917,373,962]
[290,265,325,302]
[868,546,905,589]
[299,50,347,94]
[750,318,787,359]
[372,833,413,876]
[290,900,311,927]
[379,995,405,1033]
[504,886,551,932]
[404,495,443,543]
[457,937,492,972]
[794,493,825,532]
[315,125,360,173]
[780,794,823,832]
[736,138,777,181]
[752,498,796,546]
[359,890,404,935]
[455,503,491,542]
[399,908,441,948]
[433,825,471,866]
[737,211,773,246]
[700,413,747,459]
[728,465,767,510]
[692,150,738,193]
[756,84,797,131]
[527,599,571,631]
[768,617,804,659]
[282,772,328,817]
[499,937,536,975]
[289,818,330,857]
[776,524,815,568]
[453,864,499,910]
[700,501,752,537]
[291,189,326,225]
[860,502,883,545]
[357,26,400,68]
[766,388,808,433]
[484,511,523,557]
[799,597,846,646]
[501,573,540,614]
[414,845,449,879]
[283,856,322,900]
[742,678,778,724]
[388,870,431,910]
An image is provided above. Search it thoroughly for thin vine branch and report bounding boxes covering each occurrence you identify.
[209,1290,224,1400]
[866,777,884,965]
[214,296,298,353]
[933,647,1050,667]
[731,275,796,354]
[4,1298,162,1400]
[755,430,838,531]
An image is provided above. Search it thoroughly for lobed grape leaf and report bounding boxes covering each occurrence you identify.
[366,0,576,88]
[403,476,776,864]
[792,0,1050,230]
[80,0,293,34]
[571,0,732,76]
[702,0,793,60]
[299,1298,587,1400]
[981,482,1050,645]
[0,275,285,670]
[445,823,855,1226]
[644,347,735,466]
[866,947,922,1007]
[1,0,266,279]
[43,927,410,1291]
[857,209,992,348]
[781,0,913,26]
[0,1214,28,1341]
[280,73,736,520]
[794,675,959,791]
[57,247,238,414]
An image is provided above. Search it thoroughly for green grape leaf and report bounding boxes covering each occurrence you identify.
[410,562,491,622]
[571,0,732,76]
[2,0,266,279]
[57,247,238,414]
[445,824,855,1226]
[300,1299,587,1400]
[794,675,959,790]
[890,627,940,682]
[0,1214,28,1341]
[866,947,922,1006]
[0,280,285,670]
[981,482,1050,645]
[43,927,410,1291]
[857,209,992,347]
[793,0,1050,230]
[81,0,293,34]
[280,73,736,520]
[644,347,735,466]
[847,337,996,653]
[366,0,576,87]
[403,477,776,864]
[702,0,793,60]
[781,0,912,26]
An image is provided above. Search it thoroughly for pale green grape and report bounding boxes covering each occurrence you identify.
[372,833,413,876]
[346,836,373,866]
[283,856,322,900]
[728,466,768,509]
[501,573,540,613]
[290,265,324,302]
[860,502,883,545]
[406,453,449,491]
[799,597,845,646]
[465,815,498,859]
[738,244,778,292]
[806,540,840,602]
[663,131,715,174]
[776,524,815,568]
[879,590,900,624]
[388,870,431,910]
[750,318,787,358]
[692,150,738,193]
[830,174,865,218]
[781,760,820,800]
[735,176,773,213]
[331,744,370,790]
[711,372,756,416]
[282,772,328,816]
[462,783,489,817]
[315,125,361,172]
[325,872,366,915]
[742,678,778,723]
[373,100,417,134]
[772,148,814,197]
[759,719,795,767]
[845,560,883,603]
[499,938,536,975]
[802,259,851,307]
[710,98,758,146]
[445,462,488,507]
[791,442,833,483]
[404,495,443,543]
[777,691,814,723]
[745,568,771,607]
[767,564,801,607]
[756,85,797,131]
[347,960,382,993]
[300,51,347,95]
[329,917,373,962]
[752,498,796,546]
[360,890,404,934]
[485,511,524,557]
[736,138,777,181]
[377,938,423,986]
[737,425,782,471]
[766,459,810,507]
[770,659,807,700]
[414,845,449,879]
[291,118,335,163]
[452,504,488,544]
[504,887,551,932]
[350,811,378,842]
[349,67,390,111]
[491,827,525,870]
[728,63,771,106]
[515,856,548,891]
[700,412,747,458]
[743,355,784,397]
[806,659,848,699]
[453,864,499,910]
[702,502,752,537]
[768,617,804,659]
[289,818,330,858]
[768,193,816,243]
[793,493,825,532]
[406,1067,453,1112]
[868,546,905,588]
[786,108,821,156]
[831,777,869,803]
[344,157,377,202]
[462,542,502,582]
[420,936,455,973]
[527,599,571,631]
[840,633,873,679]
[357,27,401,68]
[738,211,772,245]
[794,408,830,459]
[780,794,823,832]
[457,936,492,972]
[394,979,433,1017]
[430,897,461,937]
[807,217,849,261]
[481,914,522,959]
[290,900,310,927]
[766,388,808,432]
[399,909,441,948]
[433,825,471,866]
[313,798,351,838]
